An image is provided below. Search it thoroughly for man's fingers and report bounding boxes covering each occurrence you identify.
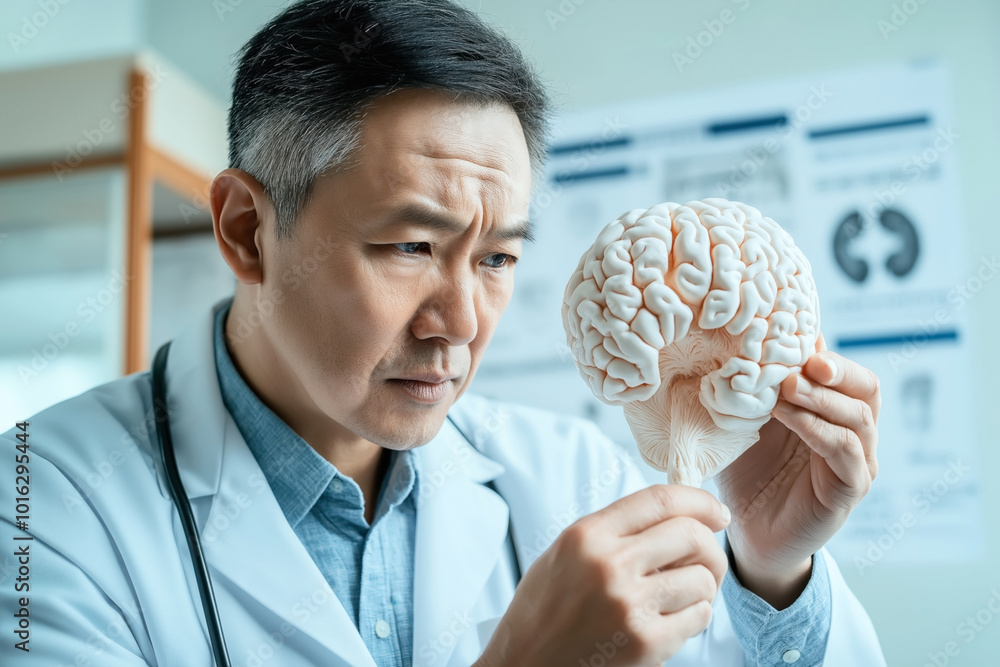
[628,517,728,587]
[779,374,878,478]
[594,484,730,537]
[641,600,714,656]
[783,372,876,424]
[631,565,718,619]
[773,399,872,498]
[804,352,882,420]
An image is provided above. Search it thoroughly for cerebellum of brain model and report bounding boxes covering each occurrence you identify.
[561,198,821,486]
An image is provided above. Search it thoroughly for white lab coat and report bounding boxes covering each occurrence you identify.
[0,300,886,666]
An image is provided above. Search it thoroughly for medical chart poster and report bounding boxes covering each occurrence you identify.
[473,61,985,568]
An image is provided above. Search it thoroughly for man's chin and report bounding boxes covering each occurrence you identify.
[367,404,451,450]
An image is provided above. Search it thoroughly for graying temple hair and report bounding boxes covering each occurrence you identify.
[227,0,552,238]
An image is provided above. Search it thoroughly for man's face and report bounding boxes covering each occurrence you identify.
[258,88,533,450]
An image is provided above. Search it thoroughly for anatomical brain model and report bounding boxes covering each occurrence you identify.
[561,198,821,486]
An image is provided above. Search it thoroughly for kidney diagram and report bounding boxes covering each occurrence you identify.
[561,198,821,486]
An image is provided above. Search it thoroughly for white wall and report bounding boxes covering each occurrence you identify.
[145,0,292,104]
[0,0,144,73]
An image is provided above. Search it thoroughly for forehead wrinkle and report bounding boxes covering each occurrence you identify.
[408,151,521,220]
[410,148,520,193]
[362,106,524,179]
[420,144,521,176]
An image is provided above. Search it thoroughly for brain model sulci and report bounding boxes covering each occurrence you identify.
[561,198,822,486]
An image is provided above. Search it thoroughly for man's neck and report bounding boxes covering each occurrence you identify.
[223,299,389,522]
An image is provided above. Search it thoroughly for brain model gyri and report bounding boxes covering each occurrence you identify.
[561,198,821,486]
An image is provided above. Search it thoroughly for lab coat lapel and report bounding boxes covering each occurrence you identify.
[204,416,379,667]
[163,300,378,667]
[412,416,510,667]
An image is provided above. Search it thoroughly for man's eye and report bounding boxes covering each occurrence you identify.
[393,242,430,254]
[484,253,518,269]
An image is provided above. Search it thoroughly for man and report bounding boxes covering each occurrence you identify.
[0,0,885,665]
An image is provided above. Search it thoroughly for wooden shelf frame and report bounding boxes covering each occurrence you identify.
[0,65,217,375]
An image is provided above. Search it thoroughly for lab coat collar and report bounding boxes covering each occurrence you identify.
[161,298,229,501]
[412,410,511,667]
[164,299,511,666]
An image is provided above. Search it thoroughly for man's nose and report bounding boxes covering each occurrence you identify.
[411,272,478,346]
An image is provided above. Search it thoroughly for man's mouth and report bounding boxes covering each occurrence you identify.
[388,377,455,403]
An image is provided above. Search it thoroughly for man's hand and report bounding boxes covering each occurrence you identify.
[716,337,881,609]
[476,485,731,667]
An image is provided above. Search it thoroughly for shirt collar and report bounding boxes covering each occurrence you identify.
[211,298,418,528]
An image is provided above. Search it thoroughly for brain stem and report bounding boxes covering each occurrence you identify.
[665,376,715,486]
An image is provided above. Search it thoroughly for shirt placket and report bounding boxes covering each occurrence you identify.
[359,520,403,667]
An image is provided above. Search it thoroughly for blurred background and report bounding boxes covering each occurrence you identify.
[1,0,997,663]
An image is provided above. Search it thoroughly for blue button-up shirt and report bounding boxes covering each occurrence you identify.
[213,301,418,667]
[722,534,831,666]
[212,298,831,666]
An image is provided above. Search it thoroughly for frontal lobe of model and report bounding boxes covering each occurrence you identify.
[562,198,821,486]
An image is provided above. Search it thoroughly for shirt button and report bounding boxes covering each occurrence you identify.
[782,648,801,663]
[375,619,391,639]
[331,478,344,493]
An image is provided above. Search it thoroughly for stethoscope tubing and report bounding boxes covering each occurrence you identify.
[153,342,232,666]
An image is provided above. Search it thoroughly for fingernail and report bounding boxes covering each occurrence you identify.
[795,375,811,396]
[721,503,732,523]
[824,358,838,379]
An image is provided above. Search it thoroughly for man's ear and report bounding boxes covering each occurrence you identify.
[211,168,272,285]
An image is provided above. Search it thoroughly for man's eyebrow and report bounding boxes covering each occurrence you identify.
[386,203,535,243]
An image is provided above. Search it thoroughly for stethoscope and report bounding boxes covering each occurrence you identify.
[151,340,522,667]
